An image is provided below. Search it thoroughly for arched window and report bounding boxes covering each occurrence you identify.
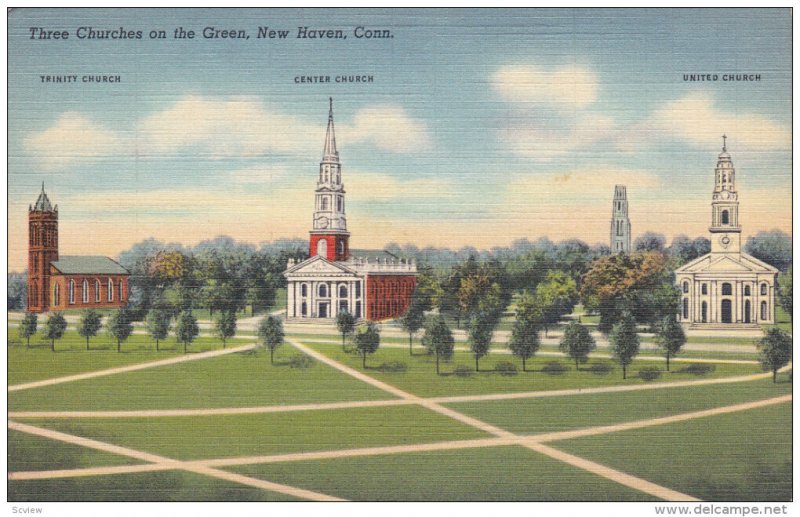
[119,280,124,301]
[301,284,308,297]
[338,240,345,255]
[95,279,101,302]
[721,210,729,225]
[53,283,60,306]
[721,283,732,296]
[682,281,689,294]
[321,197,329,211]
[319,284,328,297]
[108,279,114,301]
[761,301,768,320]
[760,283,768,296]
[82,280,89,303]
[69,280,75,304]
[744,285,751,296]
[682,298,689,319]
[317,239,327,257]
[701,284,708,295]
[355,282,361,298]
[337,196,343,212]
[339,284,348,298]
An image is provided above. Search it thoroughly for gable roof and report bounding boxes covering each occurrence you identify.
[284,255,358,276]
[51,256,129,275]
[675,252,779,274]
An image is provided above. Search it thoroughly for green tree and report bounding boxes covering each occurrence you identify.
[609,313,640,379]
[175,311,199,354]
[78,310,102,350]
[559,321,596,370]
[422,315,454,375]
[107,309,134,353]
[467,312,495,372]
[18,312,37,348]
[398,294,426,355]
[335,310,356,350]
[757,328,792,383]
[744,229,792,271]
[654,316,686,371]
[777,266,792,321]
[354,321,381,368]
[215,311,237,349]
[534,271,578,336]
[509,318,540,372]
[146,308,171,351]
[258,315,284,365]
[44,312,68,352]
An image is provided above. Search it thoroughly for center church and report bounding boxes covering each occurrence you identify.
[284,99,418,321]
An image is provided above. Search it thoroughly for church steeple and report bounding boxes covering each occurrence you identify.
[310,98,349,261]
[710,136,741,254]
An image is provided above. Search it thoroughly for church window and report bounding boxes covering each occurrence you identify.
[119,280,124,301]
[338,240,345,255]
[95,280,100,302]
[682,298,688,319]
[337,196,343,212]
[108,279,114,301]
[721,210,729,225]
[701,284,707,295]
[69,280,75,304]
[339,285,348,298]
[319,284,328,297]
[321,197,329,211]
[721,283,732,296]
[760,301,767,320]
[355,282,361,298]
[301,302,307,317]
[301,284,308,297]
[682,281,689,294]
[760,283,768,296]
[82,280,89,303]
[744,285,750,296]
[356,301,361,318]
[53,283,60,306]
[317,239,327,257]
[701,302,708,322]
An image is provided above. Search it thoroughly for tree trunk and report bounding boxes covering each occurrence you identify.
[623,365,627,379]
[26,336,30,348]
[773,369,777,383]
[409,334,413,355]
[575,358,579,370]
[475,356,479,372]
[51,339,55,352]
[156,339,160,352]
[117,339,121,353]
[86,336,90,351]
[362,352,366,369]
[184,341,187,354]
[666,353,670,372]
[223,338,226,349]
[270,348,275,365]
[342,333,346,351]
[522,356,526,372]
[436,352,440,375]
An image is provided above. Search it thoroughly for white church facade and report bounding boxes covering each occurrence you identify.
[675,138,778,327]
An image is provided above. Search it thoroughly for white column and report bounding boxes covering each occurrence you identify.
[287,280,295,318]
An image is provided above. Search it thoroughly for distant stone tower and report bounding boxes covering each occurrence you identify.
[27,183,59,312]
[610,185,631,253]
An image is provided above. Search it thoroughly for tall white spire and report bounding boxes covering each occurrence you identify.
[710,135,741,254]
[312,98,347,233]
[322,97,338,162]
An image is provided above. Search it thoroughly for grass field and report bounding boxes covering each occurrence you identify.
[8,429,143,472]
[304,341,761,398]
[552,402,792,501]
[227,445,658,501]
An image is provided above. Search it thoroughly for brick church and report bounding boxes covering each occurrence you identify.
[26,184,130,313]
[284,99,417,321]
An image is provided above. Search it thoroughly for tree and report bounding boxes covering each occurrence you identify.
[8,272,27,310]
[399,295,426,355]
[669,235,710,265]
[757,328,792,383]
[175,311,199,354]
[633,232,666,252]
[335,310,356,350]
[744,229,792,271]
[609,313,640,379]
[214,311,237,349]
[422,315,455,375]
[44,312,67,352]
[146,308,171,351]
[559,321,596,370]
[509,318,540,372]
[258,315,284,365]
[353,321,381,368]
[18,312,38,348]
[534,271,578,336]
[654,316,686,371]
[777,267,792,321]
[467,312,495,372]
[107,309,134,353]
[78,310,102,350]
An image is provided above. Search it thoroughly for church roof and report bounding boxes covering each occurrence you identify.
[32,183,54,212]
[675,252,778,275]
[51,256,129,275]
[322,97,339,162]
[284,255,358,276]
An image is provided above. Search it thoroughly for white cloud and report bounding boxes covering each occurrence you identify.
[498,112,616,160]
[617,92,791,152]
[492,64,599,107]
[341,105,431,153]
[24,112,124,169]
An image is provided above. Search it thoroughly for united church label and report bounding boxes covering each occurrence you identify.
[6,7,792,509]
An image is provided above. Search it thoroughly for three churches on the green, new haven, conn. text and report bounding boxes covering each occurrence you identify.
[24,100,777,327]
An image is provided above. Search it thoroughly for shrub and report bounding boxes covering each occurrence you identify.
[377,361,408,373]
[453,365,474,378]
[677,363,715,375]
[495,361,518,376]
[589,363,614,375]
[288,354,315,369]
[542,362,568,376]
[638,367,662,382]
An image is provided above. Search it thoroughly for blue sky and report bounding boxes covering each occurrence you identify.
[8,8,792,271]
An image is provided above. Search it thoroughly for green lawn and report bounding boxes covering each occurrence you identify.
[304,342,762,399]
[552,402,792,501]
[8,470,300,502]
[191,288,287,321]
[8,329,253,385]
[227,445,657,501]
[446,377,792,435]
[8,429,142,472]
[17,405,488,461]
[9,346,390,412]
[763,305,792,333]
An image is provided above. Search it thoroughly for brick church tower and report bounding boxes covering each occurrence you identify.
[309,98,350,262]
[27,183,59,312]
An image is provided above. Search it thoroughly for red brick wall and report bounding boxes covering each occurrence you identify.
[365,274,416,321]
[27,210,59,313]
[49,273,129,312]
[309,233,349,261]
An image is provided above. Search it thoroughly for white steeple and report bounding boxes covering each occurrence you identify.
[312,98,348,233]
[710,135,741,254]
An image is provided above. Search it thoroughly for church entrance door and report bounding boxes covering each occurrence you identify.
[744,300,751,324]
[319,303,329,319]
[721,299,732,323]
